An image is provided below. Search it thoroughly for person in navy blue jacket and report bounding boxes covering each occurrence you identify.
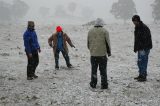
[23,21,41,80]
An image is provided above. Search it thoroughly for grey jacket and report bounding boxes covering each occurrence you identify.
[87,26,111,56]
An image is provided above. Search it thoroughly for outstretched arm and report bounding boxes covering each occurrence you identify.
[65,33,75,48]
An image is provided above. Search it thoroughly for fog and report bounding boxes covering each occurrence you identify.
[0,0,154,24]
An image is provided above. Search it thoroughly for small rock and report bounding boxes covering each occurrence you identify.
[32,96,39,100]
[17,46,21,49]
[8,77,16,81]
[44,69,49,71]
[19,52,23,55]
[156,79,160,82]
[1,53,10,56]
[0,97,6,100]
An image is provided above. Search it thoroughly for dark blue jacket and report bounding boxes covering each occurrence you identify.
[23,29,40,54]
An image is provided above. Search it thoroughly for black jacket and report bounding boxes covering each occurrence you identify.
[134,22,152,52]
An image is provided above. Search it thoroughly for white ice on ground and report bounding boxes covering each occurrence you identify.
[0,23,160,106]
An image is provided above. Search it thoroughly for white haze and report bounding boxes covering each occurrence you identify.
[1,0,154,24]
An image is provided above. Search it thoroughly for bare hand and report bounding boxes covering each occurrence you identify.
[72,45,75,48]
[108,53,111,57]
[38,48,41,53]
[49,43,53,47]
[28,53,32,58]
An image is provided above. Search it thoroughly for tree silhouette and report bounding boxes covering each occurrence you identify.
[39,7,50,18]
[68,2,77,16]
[54,5,67,17]
[110,0,137,22]
[11,0,29,21]
[81,7,94,20]
[152,0,160,22]
[0,1,12,22]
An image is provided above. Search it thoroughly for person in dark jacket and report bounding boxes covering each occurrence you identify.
[132,15,152,82]
[23,21,41,80]
[48,26,75,69]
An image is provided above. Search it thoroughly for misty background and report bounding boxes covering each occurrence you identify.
[0,0,158,25]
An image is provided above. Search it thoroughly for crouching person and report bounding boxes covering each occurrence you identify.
[87,18,111,89]
[48,26,75,69]
[23,21,41,80]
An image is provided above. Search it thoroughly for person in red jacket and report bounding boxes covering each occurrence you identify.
[48,26,75,69]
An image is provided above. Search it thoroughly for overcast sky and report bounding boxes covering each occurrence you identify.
[1,0,154,24]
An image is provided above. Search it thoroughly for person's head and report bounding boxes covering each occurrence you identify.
[56,26,62,32]
[95,18,104,27]
[132,15,141,26]
[27,21,35,30]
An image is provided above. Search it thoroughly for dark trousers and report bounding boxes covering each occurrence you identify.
[90,56,108,87]
[26,52,39,77]
[137,49,150,77]
[54,49,70,67]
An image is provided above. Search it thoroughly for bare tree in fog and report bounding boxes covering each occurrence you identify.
[11,0,29,22]
[81,7,94,20]
[68,2,77,16]
[110,0,137,23]
[152,0,160,22]
[0,1,12,23]
[39,7,50,19]
[54,5,68,17]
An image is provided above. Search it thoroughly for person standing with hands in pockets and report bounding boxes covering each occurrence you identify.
[87,18,111,89]
[132,15,152,82]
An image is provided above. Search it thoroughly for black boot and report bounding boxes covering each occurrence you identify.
[101,84,108,89]
[55,65,59,69]
[27,77,34,80]
[137,76,147,82]
[134,75,142,80]
[90,82,96,88]
[67,64,73,68]
[33,74,38,79]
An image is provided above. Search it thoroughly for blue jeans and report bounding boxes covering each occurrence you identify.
[90,56,108,87]
[54,49,70,67]
[137,49,150,77]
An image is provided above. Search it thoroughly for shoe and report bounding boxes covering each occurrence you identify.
[101,86,108,89]
[27,77,34,80]
[55,65,59,69]
[90,83,96,88]
[33,74,38,79]
[101,84,108,89]
[67,64,73,68]
[134,75,141,80]
[137,76,147,82]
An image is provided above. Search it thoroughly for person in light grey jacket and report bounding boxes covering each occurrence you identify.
[87,18,111,89]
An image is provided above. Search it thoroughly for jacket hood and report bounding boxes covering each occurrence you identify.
[95,18,104,27]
